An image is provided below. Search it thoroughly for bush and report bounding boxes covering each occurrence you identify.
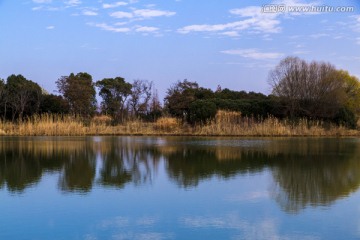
[189,100,217,124]
[334,107,357,129]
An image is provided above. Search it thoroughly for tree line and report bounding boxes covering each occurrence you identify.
[0,56,359,128]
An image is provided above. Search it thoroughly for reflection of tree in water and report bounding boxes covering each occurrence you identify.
[0,145,41,192]
[163,138,360,213]
[98,137,161,188]
[0,137,162,193]
[164,145,268,188]
[269,139,360,213]
[58,141,96,193]
[0,138,70,193]
[1,136,360,212]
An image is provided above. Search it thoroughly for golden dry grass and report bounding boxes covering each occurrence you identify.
[194,110,357,136]
[0,111,357,136]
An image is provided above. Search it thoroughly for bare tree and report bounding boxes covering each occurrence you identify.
[269,56,344,119]
[129,79,153,117]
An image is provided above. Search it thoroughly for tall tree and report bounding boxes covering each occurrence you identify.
[6,74,42,120]
[129,79,153,117]
[164,80,199,119]
[96,77,132,122]
[0,79,7,120]
[56,72,96,117]
[148,89,162,121]
[269,57,344,119]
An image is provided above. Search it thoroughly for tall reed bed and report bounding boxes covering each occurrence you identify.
[0,112,357,136]
[194,110,358,136]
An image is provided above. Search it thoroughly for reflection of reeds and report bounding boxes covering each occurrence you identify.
[0,112,357,136]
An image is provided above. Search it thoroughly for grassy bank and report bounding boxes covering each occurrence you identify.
[0,111,358,136]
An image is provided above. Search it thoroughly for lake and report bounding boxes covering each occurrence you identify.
[1,136,360,240]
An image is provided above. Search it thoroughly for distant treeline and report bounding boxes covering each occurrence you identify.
[0,56,359,128]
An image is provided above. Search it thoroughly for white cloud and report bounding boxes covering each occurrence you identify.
[65,0,81,7]
[221,49,284,60]
[221,31,240,37]
[178,20,263,34]
[46,25,55,30]
[133,9,176,18]
[32,6,43,10]
[178,6,280,36]
[102,2,128,9]
[88,23,130,33]
[135,26,159,32]
[110,11,133,18]
[82,10,98,16]
[110,8,176,19]
[178,0,322,37]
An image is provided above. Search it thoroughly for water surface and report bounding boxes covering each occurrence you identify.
[1,136,360,239]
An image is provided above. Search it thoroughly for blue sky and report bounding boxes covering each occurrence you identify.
[0,0,359,99]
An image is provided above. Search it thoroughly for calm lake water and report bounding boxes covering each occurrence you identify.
[1,136,360,240]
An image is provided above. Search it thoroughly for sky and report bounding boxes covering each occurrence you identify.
[0,0,359,100]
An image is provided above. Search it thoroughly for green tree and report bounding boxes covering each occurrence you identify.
[6,74,42,120]
[96,77,132,123]
[56,72,96,117]
[0,79,7,120]
[189,100,217,124]
[164,80,199,120]
[40,94,70,114]
[339,70,360,116]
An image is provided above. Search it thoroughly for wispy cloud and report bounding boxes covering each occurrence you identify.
[110,11,133,18]
[46,25,55,30]
[178,0,320,37]
[357,38,360,45]
[133,9,176,18]
[221,49,284,60]
[65,0,81,7]
[178,6,280,36]
[102,1,128,9]
[221,31,240,37]
[82,9,98,16]
[110,8,176,19]
[135,26,159,32]
[88,23,130,33]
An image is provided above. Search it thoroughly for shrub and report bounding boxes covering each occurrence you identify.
[189,100,217,124]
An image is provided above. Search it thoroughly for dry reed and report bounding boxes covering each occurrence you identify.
[0,111,357,136]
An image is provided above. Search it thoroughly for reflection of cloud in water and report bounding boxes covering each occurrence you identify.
[99,217,129,229]
[112,232,174,240]
[96,216,172,240]
[225,191,269,202]
[84,234,98,240]
[181,214,319,240]
[136,216,159,226]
